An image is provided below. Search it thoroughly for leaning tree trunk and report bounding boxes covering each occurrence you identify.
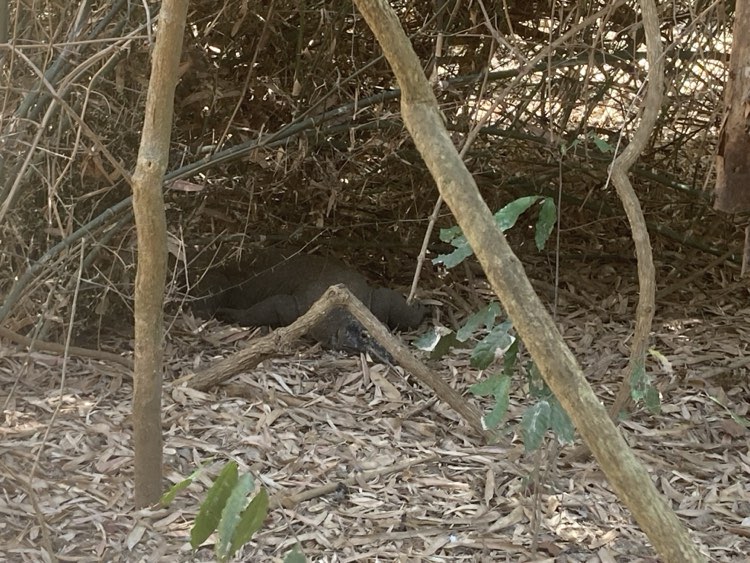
[352,1,704,561]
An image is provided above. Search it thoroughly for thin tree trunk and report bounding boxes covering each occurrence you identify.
[131,0,188,507]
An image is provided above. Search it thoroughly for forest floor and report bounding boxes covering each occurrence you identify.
[1,249,749,562]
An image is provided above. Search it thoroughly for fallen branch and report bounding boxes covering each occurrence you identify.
[180,285,486,438]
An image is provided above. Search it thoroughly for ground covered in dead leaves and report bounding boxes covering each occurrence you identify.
[1,263,749,562]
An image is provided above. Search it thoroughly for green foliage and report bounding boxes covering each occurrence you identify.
[560,132,614,156]
[426,196,573,450]
[609,351,664,419]
[591,134,615,154]
[414,328,464,359]
[520,399,551,451]
[535,198,557,251]
[160,459,214,505]
[471,374,511,429]
[470,320,514,370]
[186,461,270,562]
[284,545,307,563]
[215,474,254,558]
[493,195,541,232]
[219,479,268,561]
[469,340,515,430]
[191,461,240,549]
[457,302,502,342]
[433,196,556,268]
[549,397,575,444]
[415,302,505,361]
[520,364,575,451]
[630,361,660,414]
[467,336,575,449]
[634,348,671,414]
[435,226,472,268]
[164,460,301,561]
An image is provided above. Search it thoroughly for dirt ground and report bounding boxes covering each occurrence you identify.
[1,251,749,562]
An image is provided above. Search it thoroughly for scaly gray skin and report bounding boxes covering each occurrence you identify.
[191,253,426,353]
[326,312,395,364]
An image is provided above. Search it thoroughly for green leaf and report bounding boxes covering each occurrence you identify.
[521,400,551,452]
[413,328,441,351]
[469,373,509,398]
[161,479,193,507]
[643,386,661,414]
[535,198,556,250]
[191,461,239,549]
[493,196,540,231]
[560,137,581,156]
[473,374,511,430]
[470,341,495,370]
[438,225,463,243]
[629,359,661,413]
[414,328,466,359]
[501,340,519,377]
[284,545,307,563]
[216,474,255,560]
[630,363,647,396]
[456,302,502,342]
[591,134,614,153]
[483,402,508,430]
[229,488,269,556]
[470,321,514,370]
[549,397,575,444]
[526,362,550,398]
[161,459,214,506]
[433,242,473,268]
[434,227,474,268]
[429,331,462,360]
[435,196,553,269]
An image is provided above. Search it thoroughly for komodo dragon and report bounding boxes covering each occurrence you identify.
[192,253,426,354]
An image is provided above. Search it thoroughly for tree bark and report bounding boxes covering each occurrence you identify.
[715,0,750,213]
[131,0,188,507]
[352,1,704,561]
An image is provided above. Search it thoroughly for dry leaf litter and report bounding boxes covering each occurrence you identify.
[1,253,749,562]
